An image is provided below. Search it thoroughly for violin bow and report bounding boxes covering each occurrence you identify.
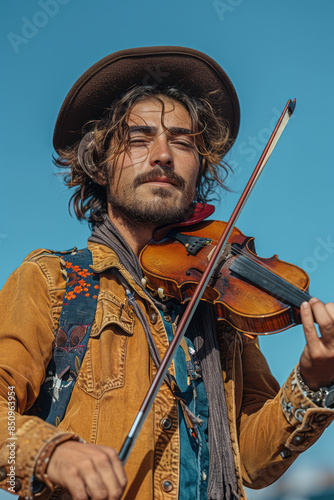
[119,98,296,463]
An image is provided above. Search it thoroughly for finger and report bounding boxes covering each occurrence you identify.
[59,465,90,500]
[75,459,110,500]
[95,448,127,499]
[61,453,108,500]
[103,447,127,491]
[300,301,320,350]
[325,302,334,322]
[309,298,334,341]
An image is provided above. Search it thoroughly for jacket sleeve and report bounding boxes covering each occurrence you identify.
[237,336,334,489]
[0,253,79,499]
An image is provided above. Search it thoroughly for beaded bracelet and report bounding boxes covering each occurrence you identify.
[296,366,334,408]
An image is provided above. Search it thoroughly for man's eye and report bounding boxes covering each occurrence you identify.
[129,138,148,145]
[173,140,194,148]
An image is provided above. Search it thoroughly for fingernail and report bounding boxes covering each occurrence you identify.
[301,302,310,309]
[309,297,319,304]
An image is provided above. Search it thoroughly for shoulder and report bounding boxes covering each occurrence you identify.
[23,247,77,264]
[1,250,68,326]
[21,249,61,282]
[15,248,78,293]
[23,247,78,274]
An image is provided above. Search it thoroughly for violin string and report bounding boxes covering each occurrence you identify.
[228,251,311,306]
[225,244,304,289]
[233,252,311,304]
[229,245,307,291]
[217,243,311,303]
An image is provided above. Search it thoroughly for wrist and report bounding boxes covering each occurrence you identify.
[296,365,334,408]
[34,433,83,490]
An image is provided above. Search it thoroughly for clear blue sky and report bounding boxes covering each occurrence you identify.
[1,1,334,498]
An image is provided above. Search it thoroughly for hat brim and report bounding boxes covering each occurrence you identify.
[53,46,240,153]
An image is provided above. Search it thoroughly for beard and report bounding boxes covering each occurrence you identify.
[108,167,196,226]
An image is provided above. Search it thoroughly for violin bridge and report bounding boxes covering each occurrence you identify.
[207,243,232,262]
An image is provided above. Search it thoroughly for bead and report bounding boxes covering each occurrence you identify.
[314,414,328,423]
[291,433,306,446]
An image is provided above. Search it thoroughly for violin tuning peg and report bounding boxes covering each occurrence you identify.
[141,277,148,287]
[157,287,165,299]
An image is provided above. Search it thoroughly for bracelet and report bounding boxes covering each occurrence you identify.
[296,366,334,408]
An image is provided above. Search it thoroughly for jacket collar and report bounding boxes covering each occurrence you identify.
[88,240,121,273]
[88,241,159,308]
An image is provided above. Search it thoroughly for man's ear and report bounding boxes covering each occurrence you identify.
[92,168,108,187]
[78,131,107,185]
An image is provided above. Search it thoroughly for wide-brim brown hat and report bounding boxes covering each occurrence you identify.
[53,46,240,153]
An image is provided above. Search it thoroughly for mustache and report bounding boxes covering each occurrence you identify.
[133,167,186,189]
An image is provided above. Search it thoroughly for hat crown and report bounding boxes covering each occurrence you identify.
[53,46,240,153]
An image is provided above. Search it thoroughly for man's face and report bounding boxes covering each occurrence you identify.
[106,96,200,226]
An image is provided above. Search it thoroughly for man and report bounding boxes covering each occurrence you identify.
[0,46,334,500]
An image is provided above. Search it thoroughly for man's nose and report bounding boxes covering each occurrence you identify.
[149,136,174,168]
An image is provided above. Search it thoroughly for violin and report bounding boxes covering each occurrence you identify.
[139,219,311,336]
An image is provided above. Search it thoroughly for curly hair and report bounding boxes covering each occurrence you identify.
[54,85,233,224]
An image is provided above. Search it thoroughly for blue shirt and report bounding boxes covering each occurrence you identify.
[160,306,210,500]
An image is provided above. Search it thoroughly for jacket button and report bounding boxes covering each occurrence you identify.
[160,418,172,430]
[280,448,292,459]
[13,479,21,492]
[150,312,157,324]
[0,467,6,481]
[162,480,173,492]
[291,433,306,446]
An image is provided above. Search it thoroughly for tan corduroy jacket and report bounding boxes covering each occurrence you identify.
[0,242,333,500]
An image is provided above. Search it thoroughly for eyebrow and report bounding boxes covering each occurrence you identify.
[128,126,193,135]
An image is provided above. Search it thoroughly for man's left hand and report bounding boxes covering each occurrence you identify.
[299,298,334,390]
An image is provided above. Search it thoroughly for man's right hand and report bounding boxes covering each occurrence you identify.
[46,441,127,500]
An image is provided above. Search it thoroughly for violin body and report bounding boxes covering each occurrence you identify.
[140,220,311,336]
